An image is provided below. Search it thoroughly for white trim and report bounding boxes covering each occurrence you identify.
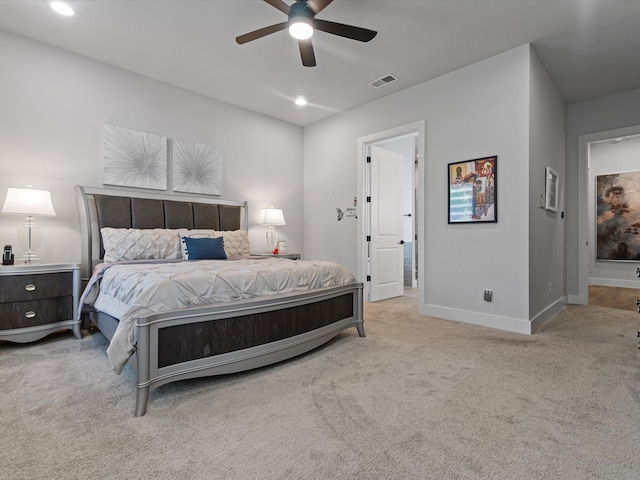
[530,296,566,333]
[422,304,533,335]
[590,277,640,289]
[568,293,587,305]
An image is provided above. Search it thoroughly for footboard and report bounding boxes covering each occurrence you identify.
[134,283,364,416]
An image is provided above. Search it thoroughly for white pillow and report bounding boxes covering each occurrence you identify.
[178,229,250,258]
[214,230,251,257]
[101,228,182,263]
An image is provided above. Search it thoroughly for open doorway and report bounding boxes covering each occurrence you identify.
[576,125,640,307]
[357,121,425,303]
[372,136,418,290]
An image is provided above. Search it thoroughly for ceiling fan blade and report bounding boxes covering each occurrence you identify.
[298,39,317,67]
[307,0,333,15]
[314,19,377,42]
[236,22,288,44]
[263,0,290,15]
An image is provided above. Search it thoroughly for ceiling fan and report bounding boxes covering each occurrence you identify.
[236,0,377,67]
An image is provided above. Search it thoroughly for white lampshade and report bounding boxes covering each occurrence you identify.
[1,188,56,217]
[258,208,286,226]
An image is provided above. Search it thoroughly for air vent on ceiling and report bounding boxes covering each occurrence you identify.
[369,74,398,88]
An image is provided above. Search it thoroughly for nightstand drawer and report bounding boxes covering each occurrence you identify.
[0,272,72,303]
[0,296,73,329]
[0,263,81,343]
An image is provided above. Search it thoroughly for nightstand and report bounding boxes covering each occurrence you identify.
[267,253,300,260]
[0,263,81,343]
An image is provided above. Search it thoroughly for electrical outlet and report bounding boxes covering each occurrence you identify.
[483,289,492,302]
[549,282,553,295]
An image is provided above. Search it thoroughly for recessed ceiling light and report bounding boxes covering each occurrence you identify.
[50,2,75,16]
[295,97,307,106]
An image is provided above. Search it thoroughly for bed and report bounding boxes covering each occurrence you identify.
[75,185,364,416]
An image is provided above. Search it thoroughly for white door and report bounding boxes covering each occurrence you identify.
[369,145,404,301]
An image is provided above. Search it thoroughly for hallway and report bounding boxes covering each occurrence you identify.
[588,285,640,312]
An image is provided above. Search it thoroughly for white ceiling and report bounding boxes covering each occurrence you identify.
[1,0,640,127]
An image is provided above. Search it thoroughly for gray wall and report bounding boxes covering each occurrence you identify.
[0,31,304,263]
[528,47,567,326]
[304,45,544,333]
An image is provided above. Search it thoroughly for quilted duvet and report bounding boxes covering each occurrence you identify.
[84,258,357,373]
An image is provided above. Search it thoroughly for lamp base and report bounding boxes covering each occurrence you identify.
[265,225,278,253]
[18,217,43,264]
[19,252,41,264]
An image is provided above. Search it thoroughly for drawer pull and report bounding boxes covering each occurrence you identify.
[25,284,36,292]
[25,311,36,319]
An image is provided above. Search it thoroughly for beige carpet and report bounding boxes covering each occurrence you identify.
[1,298,640,479]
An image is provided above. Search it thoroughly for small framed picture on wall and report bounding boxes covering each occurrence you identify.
[447,156,497,223]
[545,167,559,212]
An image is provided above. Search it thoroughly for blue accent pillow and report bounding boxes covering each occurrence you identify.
[183,236,227,260]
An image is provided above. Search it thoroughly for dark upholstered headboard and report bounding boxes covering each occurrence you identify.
[75,185,247,281]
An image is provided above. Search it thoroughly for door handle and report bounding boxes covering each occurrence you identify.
[399,240,405,245]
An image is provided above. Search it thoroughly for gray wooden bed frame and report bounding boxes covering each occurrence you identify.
[75,185,364,416]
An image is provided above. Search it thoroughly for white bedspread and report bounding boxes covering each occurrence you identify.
[82,258,357,373]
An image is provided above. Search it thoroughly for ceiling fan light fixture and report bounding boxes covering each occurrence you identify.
[236,0,378,66]
[288,2,314,40]
[289,19,313,40]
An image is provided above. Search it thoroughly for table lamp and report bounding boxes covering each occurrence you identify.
[258,207,286,252]
[1,187,56,263]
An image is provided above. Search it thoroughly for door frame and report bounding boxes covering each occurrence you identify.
[574,124,640,304]
[357,120,425,303]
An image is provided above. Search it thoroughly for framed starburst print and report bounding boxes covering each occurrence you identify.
[103,124,167,190]
[172,138,222,195]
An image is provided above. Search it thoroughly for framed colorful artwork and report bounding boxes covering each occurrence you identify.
[448,156,497,224]
[596,170,640,260]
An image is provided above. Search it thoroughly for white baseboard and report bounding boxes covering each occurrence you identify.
[530,296,567,333]
[419,297,570,335]
[568,294,587,305]
[590,277,640,289]
[419,304,532,334]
